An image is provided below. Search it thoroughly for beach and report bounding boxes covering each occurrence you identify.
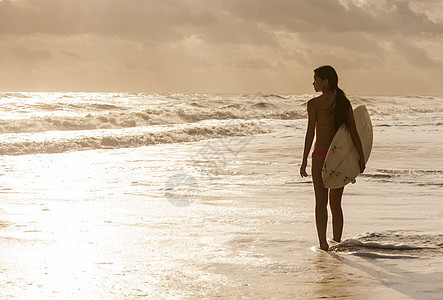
[0,92,442,299]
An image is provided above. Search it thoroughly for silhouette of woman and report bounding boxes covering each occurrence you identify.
[300,65,365,251]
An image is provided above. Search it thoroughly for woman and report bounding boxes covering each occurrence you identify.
[300,65,365,251]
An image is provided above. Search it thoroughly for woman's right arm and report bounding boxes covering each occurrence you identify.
[300,100,316,177]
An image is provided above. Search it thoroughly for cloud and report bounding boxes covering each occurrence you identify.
[393,37,441,68]
[386,0,443,34]
[0,0,442,93]
[11,46,53,60]
[1,0,441,48]
[221,0,443,35]
[231,58,273,69]
[0,0,206,38]
[0,0,275,45]
[61,50,81,60]
[294,32,388,67]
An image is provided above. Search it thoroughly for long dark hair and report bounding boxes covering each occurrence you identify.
[314,65,351,131]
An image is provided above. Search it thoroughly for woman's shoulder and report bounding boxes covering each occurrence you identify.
[308,95,324,106]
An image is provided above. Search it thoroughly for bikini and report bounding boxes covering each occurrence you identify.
[312,148,329,159]
[312,90,336,159]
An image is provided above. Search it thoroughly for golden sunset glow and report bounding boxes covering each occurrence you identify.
[1,1,443,298]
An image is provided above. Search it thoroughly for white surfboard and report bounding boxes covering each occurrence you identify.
[321,105,373,189]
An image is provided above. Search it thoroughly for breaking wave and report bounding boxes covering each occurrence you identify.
[360,169,443,187]
[0,121,268,155]
[0,105,304,134]
[1,92,442,156]
[330,230,443,258]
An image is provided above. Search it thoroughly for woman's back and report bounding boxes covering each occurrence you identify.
[312,93,336,151]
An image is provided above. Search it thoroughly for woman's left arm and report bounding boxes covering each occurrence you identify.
[348,106,365,173]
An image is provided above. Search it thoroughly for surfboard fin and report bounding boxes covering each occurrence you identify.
[343,176,356,184]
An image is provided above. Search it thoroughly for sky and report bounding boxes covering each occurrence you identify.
[0,0,442,94]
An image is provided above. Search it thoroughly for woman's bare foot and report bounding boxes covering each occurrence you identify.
[320,241,329,251]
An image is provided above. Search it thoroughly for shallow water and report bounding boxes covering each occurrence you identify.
[0,92,442,299]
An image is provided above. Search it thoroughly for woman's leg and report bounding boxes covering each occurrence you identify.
[329,187,344,242]
[312,156,329,250]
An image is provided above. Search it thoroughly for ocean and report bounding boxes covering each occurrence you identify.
[0,92,442,299]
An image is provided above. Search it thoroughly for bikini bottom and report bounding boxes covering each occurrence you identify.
[312,149,328,159]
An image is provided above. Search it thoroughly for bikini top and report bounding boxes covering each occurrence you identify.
[325,90,337,100]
